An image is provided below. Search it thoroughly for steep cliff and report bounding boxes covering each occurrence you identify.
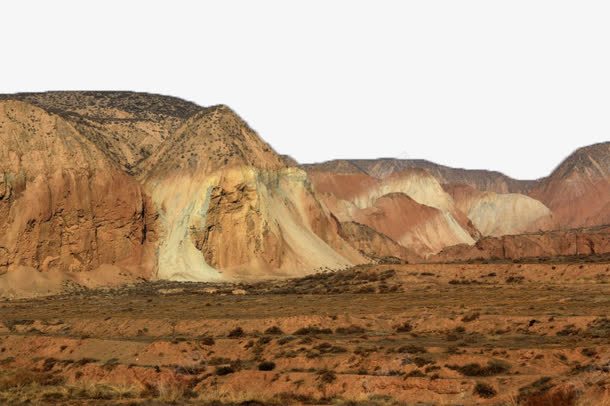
[0,100,154,279]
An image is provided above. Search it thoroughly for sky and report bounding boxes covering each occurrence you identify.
[1,1,609,180]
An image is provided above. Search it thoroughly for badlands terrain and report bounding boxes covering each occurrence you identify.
[0,91,609,404]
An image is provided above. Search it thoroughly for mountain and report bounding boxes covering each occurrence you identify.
[0,91,201,174]
[445,184,555,237]
[0,91,608,296]
[0,99,154,287]
[139,105,364,280]
[307,168,480,256]
[529,142,610,228]
[0,92,365,295]
[305,164,557,256]
[304,143,610,257]
[303,158,536,193]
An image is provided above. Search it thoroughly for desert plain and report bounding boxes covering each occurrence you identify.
[0,260,609,405]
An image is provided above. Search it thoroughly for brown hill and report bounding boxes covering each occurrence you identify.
[337,221,421,263]
[0,100,155,283]
[529,142,610,228]
[140,105,286,180]
[0,92,366,293]
[432,225,610,262]
[350,193,476,255]
[1,91,608,296]
[304,158,536,193]
[308,169,479,256]
[306,164,559,256]
[1,91,201,174]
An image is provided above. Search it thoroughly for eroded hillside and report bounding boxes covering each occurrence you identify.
[0,91,608,297]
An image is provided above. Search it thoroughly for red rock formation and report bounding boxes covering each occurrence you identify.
[350,193,475,255]
[0,92,366,288]
[308,169,479,256]
[432,226,610,262]
[337,221,421,263]
[529,142,610,228]
[0,100,154,277]
[1,91,608,295]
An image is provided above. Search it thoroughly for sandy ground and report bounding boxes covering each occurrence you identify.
[0,262,608,405]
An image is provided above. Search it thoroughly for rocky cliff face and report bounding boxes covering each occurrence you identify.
[146,166,364,281]
[308,169,479,256]
[529,142,610,228]
[0,91,608,295]
[0,92,365,290]
[337,221,420,263]
[0,100,155,278]
[139,105,364,280]
[432,225,610,262]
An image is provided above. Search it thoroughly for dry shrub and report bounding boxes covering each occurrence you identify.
[447,360,510,376]
[473,382,496,398]
[521,386,579,406]
[462,312,480,322]
[293,326,332,335]
[0,369,65,390]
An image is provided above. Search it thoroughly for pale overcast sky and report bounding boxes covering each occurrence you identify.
[2,1,609,179]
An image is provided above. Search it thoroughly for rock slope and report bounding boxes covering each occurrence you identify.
[432,225,610,262]
[0,92,365,292]
[308,169,479,256]
[0,91,608,295]
[529,142,610,228]
[0,100,154,280]
[445,184,555,237]
[304,158,536,193]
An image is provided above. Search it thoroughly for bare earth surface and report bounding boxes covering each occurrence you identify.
[0,262,609,405]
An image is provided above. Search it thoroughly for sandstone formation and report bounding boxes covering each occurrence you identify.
[349,193,475,255]
[432,225,610,262]
[337,221,420,263]
[139,105,364,280]
[0,91,608,294]
[0,100,154,279]
[445,184,555,237]
[306,165,560,257]
[529,142,610,228]
[305,146,609,257]
[308,169,479,256]
[0,92,365,292]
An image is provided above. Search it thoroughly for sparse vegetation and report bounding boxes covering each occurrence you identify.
[294,326,332,335]
[227,327,245,338]
[258,361,276,371]
[473,382,497,398]
[335,325,366,335]
[447,360,511,376]
[264,326,284,335]
[215,366,235,376]
[394,322,413,333]
[0,261,606,404]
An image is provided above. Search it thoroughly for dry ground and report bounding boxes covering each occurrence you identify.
[0,262,609,405]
